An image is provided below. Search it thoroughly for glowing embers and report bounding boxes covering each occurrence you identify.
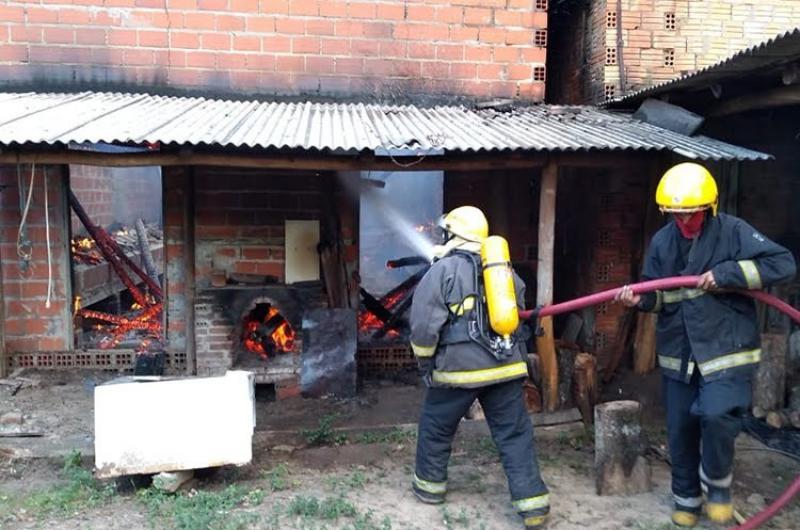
[241,303,296,359]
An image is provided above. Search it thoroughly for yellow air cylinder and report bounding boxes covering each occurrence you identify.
[480,235,519,344]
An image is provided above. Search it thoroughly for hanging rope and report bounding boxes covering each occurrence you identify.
[16,163,35,268]
[44,167,53,309]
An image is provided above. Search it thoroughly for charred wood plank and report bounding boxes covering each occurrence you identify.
[135,219,160,287]
[359,288,393,323]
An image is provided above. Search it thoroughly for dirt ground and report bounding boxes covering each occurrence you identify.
[1,371,800,530]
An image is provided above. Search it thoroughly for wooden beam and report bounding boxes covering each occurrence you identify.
[0,234,5,378]
[0,148,654,171]
[184,168,196,376]
[709,85,800,117]
[536,160,559,412]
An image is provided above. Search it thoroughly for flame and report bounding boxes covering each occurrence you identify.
[73,296,82,315]
[357,289,407,338]
[242,306,296,359]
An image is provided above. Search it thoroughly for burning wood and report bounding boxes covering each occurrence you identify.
[358,265,428,339]
[242,305,296,359]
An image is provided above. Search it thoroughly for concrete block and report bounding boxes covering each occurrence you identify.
[94,371,255,478]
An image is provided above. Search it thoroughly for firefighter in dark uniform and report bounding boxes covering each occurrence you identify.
[409,206,550,530]
[617,163,796,527]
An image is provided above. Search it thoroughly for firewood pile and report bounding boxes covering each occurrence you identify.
[71,224,163,266]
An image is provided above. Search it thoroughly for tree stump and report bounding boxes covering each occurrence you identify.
[573,353,598,425]
[594,400,652,495]
[752,333,787,415]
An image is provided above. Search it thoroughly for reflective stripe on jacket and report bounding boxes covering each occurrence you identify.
[409,246,529,389]
[639,213,795,382]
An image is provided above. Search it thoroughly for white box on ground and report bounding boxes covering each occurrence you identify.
[94,370,255,478]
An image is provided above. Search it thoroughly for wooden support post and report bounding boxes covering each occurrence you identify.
[753,333,787,415]
[594,400,652,495]
[0,241,6,378]
[184,169,196,375]
[536,161,559,412]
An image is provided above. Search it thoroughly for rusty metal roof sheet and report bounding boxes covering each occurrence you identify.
[605,28,800,108]
[0,90,769,160]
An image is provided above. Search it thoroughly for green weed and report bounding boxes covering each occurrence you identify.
[346,509,393,530]
[138,484,262,530]
[261,463,291,492]
[355,427,416,445]
[302,415,348,446]
[326,470,368,491]
[286,494,357,520]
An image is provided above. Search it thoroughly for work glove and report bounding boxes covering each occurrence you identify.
[417,358,434,387]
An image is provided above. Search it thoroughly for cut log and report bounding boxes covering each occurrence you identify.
[633,313,657,375]
[573,353,598,425]
[557,347,577,409]
[594,400,652,495]
[135,218,160,287]
[465,400,485,420]
[753,333,787,413]
[523,379,543,413]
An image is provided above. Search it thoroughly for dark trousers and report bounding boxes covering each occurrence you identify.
[415,379,548,504]
[663,372,751,502]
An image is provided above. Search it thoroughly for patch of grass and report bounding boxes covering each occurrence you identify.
[326,470,368,491]
[468,436,499,458]
[261,463,291,492]
[441,506,470,529]
[302,415,348,446]
[286,494,357,520]
[138,484,263,530]
[346,509,393,530]
[355,427,416,445]
[20,451,115,519]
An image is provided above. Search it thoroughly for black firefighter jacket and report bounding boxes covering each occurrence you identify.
[638,213,796,382]
[409,249,529,388]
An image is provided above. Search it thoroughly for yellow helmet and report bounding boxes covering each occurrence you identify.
[655,162,719,216]
[438,206,488,243]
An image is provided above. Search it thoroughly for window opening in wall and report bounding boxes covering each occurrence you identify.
[534,29,548,47]
[606,47,617,65]
[606,11,617,28]
[535,0,547,11]
[664,48,675,67]
[533,66,546,82]
[665,12,676,31]
[68,152,164,363]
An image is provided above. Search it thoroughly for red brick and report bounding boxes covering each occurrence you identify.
[334,57,362,75]
[245,53,275,70]
[38,337,68,351]
[44,27,75,44]
[230,0,258,10]
[318,1,346,17]
[451,62,477,79]
[276,54,305,72]
[139,30,169,47]
[305,19,334,36]
[377,3,404,20]
[505,29,531,45]
[167,0,197,7]
[275,18,304,35]
[260,0,288,14]
[464,7,492,25]
[407,5,435,21]
[276,383,301,400]
[493,45,520,62]
[465,45,492,61]
[217,52,249,69]
[379,41,406,58]
[59,8,92,25]
[289,0,318,16]
[217,14,246,31]
[0,5,27,22]
[263,35,291,53]
[306,55,334,73]
[253,261,283,277]
[508,64,532,80]
[320,37,350,55]
[350,39,378,57]
[292,36,320,54]
[334,21,364,38]
[241,246,270,260]
[407,42,435,59]
[136,0,167,7]
[233,34,261,51]
[477,63,502,79]
[74,28,106,45]
[479,28,505,44]
[348,2,376,19]
[450,26,479,41]
[362,22,392,39]
[518,82,545,101]
[183,12,216,29]
[200,32,231,50]
[10,26,43,43]
[363,58,395,76]
[436,6,463,24]
[495,9,523,27]
[186,50,217,67]
[171,31,200,48]
[414,24,450,42]
[198,0,227,10]
[436,44,464,60]
[521,47,547,63]
[0,45,28,62]
[421,61,450,78]
[247,15,275,33]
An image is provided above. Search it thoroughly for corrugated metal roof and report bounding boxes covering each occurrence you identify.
[606,28,800,108]
[0,90,769,160]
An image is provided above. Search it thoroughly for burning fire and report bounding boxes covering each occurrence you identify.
[242,306,296,359]
[71,236,103,265]
[358,289,407,339]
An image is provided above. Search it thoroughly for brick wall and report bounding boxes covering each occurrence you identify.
[69,165,113,234]
[570,0,800,103]
[163,166,191,355]
[0,0,548,102]
[0,164,71,352]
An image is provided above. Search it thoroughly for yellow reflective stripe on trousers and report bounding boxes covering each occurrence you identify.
[449,296,476,316]
[432,361,528,385]
[524,515,547,527]
[737,260,762,289]
[413,474,446,494]
[513,493,550,512]
[411,342,436,358]
[698,348,761,375]
[662,288,706,304]
[658,355,682,372]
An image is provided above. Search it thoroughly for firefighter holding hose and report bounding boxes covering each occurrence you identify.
[408,206,550,530]
[616,163,796,527]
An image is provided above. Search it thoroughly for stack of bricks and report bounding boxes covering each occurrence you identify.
[0,0,549,102]
[598,0,800,102]
[0,165,71,353]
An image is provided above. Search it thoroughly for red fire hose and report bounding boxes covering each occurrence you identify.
[518,275,800,529]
